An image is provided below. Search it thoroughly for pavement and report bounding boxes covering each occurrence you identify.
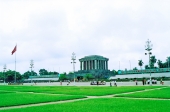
[11,81,170,86]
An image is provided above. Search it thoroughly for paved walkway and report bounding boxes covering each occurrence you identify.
[1,81,170,86]
[0,86,169,111]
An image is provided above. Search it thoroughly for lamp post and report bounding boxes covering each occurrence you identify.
[30,60,34,83]
[145,39,153,85]
[3,64,6,85]
[71,52,76,86]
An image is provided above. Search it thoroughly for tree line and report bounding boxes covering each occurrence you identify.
[111,56,170,75]
[0,69,59,83]
[137,56,170,70]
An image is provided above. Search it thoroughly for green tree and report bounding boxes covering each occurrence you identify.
[48,71,59,75]
[145,65,149,69]
[84,74,93,81]
[39,69,48,75]
[138,60,144,70]
[111,70,118,75]
[150,56,157,68]
[0,72,4,81]
[157,60,163,68]
[22,71,37,79]
[166,57,170,68]
[59,73,67,81]
[133,67,138,70]
[5,70,22,82]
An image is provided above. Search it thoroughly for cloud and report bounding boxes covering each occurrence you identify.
[1,0,170,74]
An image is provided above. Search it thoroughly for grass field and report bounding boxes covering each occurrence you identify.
[0,85,168,112]
[1,98,170,112]
[0,92,86,107]
[115,87,170,99]
[0,85,163,96]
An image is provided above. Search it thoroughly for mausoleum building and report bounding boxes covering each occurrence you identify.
[79,55,109,70]
[76,55,111,79]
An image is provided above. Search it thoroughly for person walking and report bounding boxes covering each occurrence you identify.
[114,80,117,87]
[142,79,144,85]
[60,81,62,86]
[135,80,138,85]
[110,81,112,87]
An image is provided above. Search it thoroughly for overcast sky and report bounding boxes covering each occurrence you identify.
[1,0,170,74]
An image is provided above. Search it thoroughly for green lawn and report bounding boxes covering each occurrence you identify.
[0,85,169,112]
[0,85,163,96]
[0,92,86,107]
[115,87,170,99]
[1,98,170,112]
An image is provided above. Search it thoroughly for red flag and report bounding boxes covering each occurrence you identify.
[12,45,17,55]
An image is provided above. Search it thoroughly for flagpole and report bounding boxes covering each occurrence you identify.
[15,47,16,83]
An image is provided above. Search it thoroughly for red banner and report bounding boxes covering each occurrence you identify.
[11,45,17,55]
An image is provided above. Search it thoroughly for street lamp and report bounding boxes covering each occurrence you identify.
[30,60,34,83]
[145,39,153,85]
[3,64,7,85]
[71,52,76,86]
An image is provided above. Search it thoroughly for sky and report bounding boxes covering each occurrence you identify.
[1,0,170,74]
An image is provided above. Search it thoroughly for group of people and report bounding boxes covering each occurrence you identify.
[110,80,117,87]
[60,80,71,86]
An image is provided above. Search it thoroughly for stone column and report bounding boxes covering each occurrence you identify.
[93,60,95,69]
[80,61,82,70]
[88,60,90,70]
[103,60,104,69]
[84,61,86,70]
[82,61,84,70]
[95,60,97,69]
[106,61,108,70]
[91,60,93,70]
[86,61,87,70]
[97,60,99,69]
[97,60,98,69]
[102,60,104,69]
[104,60,106,70]
[99,60,101,69]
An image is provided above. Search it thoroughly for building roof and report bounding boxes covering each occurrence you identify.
[26,78,59,81]
[109,72,170,80]
[79,55,109,61]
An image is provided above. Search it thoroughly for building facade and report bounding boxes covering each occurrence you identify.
[79,55,109,70]
[76,55,111,79]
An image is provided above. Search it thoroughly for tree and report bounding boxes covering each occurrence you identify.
[111,70,118,75]
[0,72,4,81]
[59,73,67,81]
[48,71,59,75]
[166,57,170,68]
[133,67,138,70]
[138,60,144,70]
[5,70,22,82]
[157,60,163,68]
[39,69,48,75]
[84,74,94,81]
[22,71,37,79]
[150,56,157,68]
[145,65,150,69]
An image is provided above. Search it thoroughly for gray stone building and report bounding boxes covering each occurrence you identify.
[76,55,111,80]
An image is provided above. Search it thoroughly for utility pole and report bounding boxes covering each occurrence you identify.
[30,60,34,83]
[3,64,7,85]
[71,52,76,86]
[145,39,153,85]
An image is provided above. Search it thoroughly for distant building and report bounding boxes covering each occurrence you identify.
[110,68,170,80]
[75,55,111,80]
[26,75,59,82]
